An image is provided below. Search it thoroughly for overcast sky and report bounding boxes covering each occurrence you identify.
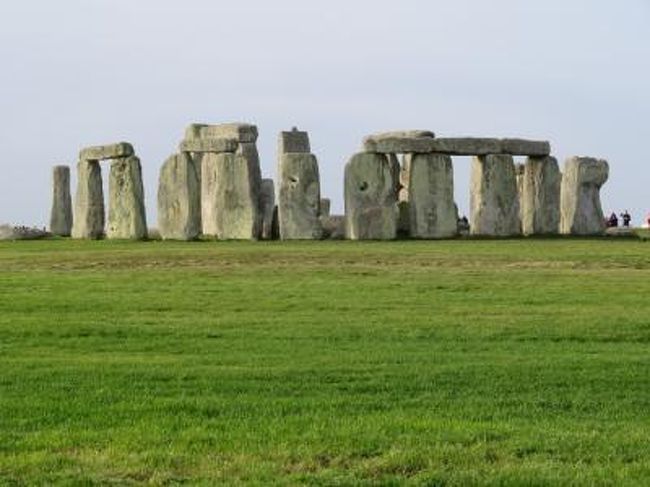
[1,0,648,227]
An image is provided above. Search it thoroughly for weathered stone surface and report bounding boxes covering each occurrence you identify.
[79,142,133,161]
[278,153,322,239]
[344,152,398,240]
[408,153,458,239]
[560,156,609,235]
[278,128,310,154]
[260,179,276,240]
[50,165,72,236]
[157,153,200,240]
[179,138,238,153]
[185,123,258,142]
[515,163,525,222]
[521,156,561,235]
[320,198,331,218]
[364,137,551,156]
[72,160,104,239]
[470,154,521,236]
[362,130,435,152]
[321,215,345,239]
[107,156,147,240]
[201,152,261,239]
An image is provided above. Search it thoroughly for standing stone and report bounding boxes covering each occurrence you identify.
[278,128,311,154]
[560,156,609,235]
[522,156,561,235]
[470,154,521,236]
[320,198,331,218]
[107,156,147,240]
[515,162,525,222]
[278,153,322,239]
[399,154,411,202]
[344,152,398,240]
[157,153,200,240]
[72,160,104,239]
[50,165,73,236]
[260,179,276,240]
[201,152,261,239]
[408,153,457,239]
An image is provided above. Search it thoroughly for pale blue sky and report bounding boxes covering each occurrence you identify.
[1,0,648,226]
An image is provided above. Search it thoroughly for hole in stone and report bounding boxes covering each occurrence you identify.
[289,176,298,184]
[359,181,368,191]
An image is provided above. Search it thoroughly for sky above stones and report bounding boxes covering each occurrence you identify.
[1,0,649,226]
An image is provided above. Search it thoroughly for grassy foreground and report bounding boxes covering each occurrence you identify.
[0,239,649,485]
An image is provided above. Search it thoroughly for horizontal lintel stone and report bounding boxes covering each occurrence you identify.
[179,138,238,153]
[185,123,258,143]
[363,137,550,156]
[79,142,134,161]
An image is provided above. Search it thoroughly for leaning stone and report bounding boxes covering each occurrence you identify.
[79,142,134,161]
[201,152,261,239]
[106,156,147,240]
[185,123,258,143]
[321,215,346,240]
[71,160,104,239]
[278,128,311,154]
[320,198,331,218]
[179,138,238,153]
[521,156,561,235]
[278,153,322,240]
[560,157,609,235]
[50,165,73,236]
[157,153,200,240]
[344,152,398,240]
[260,179,276,240]
[408,153,458,239]
[470,154,521,236]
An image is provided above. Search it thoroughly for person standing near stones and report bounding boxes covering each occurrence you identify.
[620,210,631,227]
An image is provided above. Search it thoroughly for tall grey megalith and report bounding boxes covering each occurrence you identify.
[560,156,609,235]
[107,156,147,240]
[522,156,561,235]
[158,152,200,240]
[408,153,457,239]
[470,154,521,236]
[278,153,322,239]
[50,165,73,236]
[72,159,104,239]
[344,152,398,240]
[260,178,276,240]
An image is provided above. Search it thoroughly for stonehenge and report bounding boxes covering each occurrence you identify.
[277,128,322,240]
[560,157,609,235]
[70,142,147,240]
[50,165,72,236]
[49,123,611,242]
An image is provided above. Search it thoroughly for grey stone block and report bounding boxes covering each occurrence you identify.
[560,156,609,235]
[521,156,561,235]
[179,138,238,153]
[278,153,322,240]
[408,153,458,239]
[363,137,551,156]
[79,142,134,161]
[320,198,331,218]
[157,153,200,241]
[278,128,310,154]
[260,179,276,240]
[72,160,104,239]
[470,154,521,236]
[344,152,398,240]
[50,165,72,236]
[107,156,147,240]
[185,123,258,143]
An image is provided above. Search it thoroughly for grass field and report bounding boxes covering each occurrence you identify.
[1,238,649,485]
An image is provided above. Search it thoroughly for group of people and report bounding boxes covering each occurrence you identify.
[606,211,632,228]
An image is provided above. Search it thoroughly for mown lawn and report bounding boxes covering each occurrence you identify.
[0,239,649,485]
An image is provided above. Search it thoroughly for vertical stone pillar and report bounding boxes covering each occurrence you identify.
[470,154,521,236]
[157,153,200,240]
[107,156,147,239]
[408,153,457,239]
[522,156,561,235]
[50,165,73,236]
[71,159,104,239]
[320,198,331,218]
[260,178,276,240]
[560,156,609,235]
[278,153,322,239]
[515,163,525,223]
[344,152,398,240]
[202,152,261,239]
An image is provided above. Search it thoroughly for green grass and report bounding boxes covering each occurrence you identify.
[1,239,649,485]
